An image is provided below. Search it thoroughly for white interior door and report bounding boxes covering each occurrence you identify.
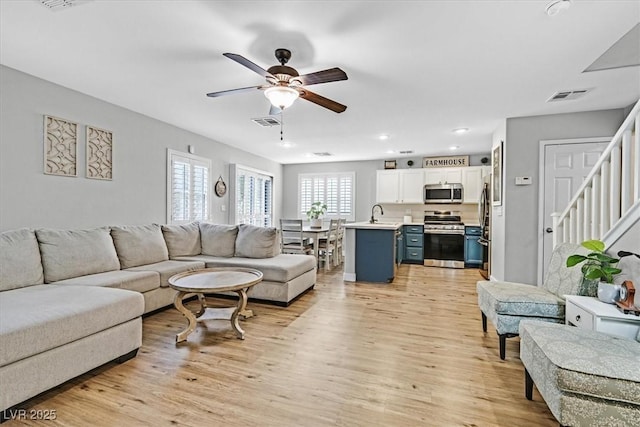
[541,141,608,279]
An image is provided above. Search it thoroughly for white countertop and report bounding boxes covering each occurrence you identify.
[344,221,403,230]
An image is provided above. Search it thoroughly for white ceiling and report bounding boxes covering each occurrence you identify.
[1,1,639,164]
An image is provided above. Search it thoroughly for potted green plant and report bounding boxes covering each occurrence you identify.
[306,202,327,228]
[566,240,622,303]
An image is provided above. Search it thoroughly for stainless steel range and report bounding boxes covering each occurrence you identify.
[423,211,465,269]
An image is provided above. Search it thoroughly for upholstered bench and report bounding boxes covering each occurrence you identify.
[519,320,640,426]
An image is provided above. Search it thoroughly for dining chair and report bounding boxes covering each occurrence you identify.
[317,219,339,271]
[334,218,345,266]
[280,219,313,255]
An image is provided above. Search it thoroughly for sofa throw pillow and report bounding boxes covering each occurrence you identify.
[200,223,238,257]
[235,224,279,259]
[0,228,45,291]
[111,224,169,269]
[36,227,121,283]
[161,222,201,257]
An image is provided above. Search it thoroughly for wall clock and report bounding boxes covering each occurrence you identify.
[215,176,227,197]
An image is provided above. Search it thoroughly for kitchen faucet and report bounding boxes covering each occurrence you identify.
[370,204,384,223]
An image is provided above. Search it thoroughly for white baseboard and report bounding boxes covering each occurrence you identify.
[343,272,356,282]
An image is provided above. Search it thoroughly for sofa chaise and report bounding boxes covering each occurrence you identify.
[0,222,316,414]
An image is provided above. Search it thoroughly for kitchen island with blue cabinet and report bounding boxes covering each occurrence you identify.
[342,222,403,283]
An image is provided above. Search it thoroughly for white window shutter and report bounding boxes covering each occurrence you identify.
[232,165,273,227]
[297,172,355,221]
[167,150,211,224]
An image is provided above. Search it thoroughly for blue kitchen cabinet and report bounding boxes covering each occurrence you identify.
[403,225,424,264]
[464,226,482,266]
[355,228,397,282]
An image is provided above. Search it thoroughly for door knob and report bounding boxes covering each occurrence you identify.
[545,228,553,233]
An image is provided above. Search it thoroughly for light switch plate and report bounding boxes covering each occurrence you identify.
[515,176,532,185]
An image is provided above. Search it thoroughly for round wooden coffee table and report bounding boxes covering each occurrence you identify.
[168,267,263,342]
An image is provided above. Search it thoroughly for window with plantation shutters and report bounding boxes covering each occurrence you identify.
[230,164,273,227]
[167,150,211,224]
[298,172,355,221]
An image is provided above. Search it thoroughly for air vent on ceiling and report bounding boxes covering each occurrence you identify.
[399,150,414,155]
[547,89,592,102]
[251,117,281,127]
[313,152,333,157]
[38,0,92,10]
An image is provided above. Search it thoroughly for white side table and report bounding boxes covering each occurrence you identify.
[565,295,640,340]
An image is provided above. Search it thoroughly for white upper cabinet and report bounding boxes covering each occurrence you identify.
[377,166,490,204]
[424,168,462,185]
[461,166,491,203]
[376,170,401,203]
[399,169,425,203]
[376,169,424,203]
[461,167,483,203]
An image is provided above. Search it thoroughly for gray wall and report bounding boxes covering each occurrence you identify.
[0,66,283,231]
[497,109,626,284]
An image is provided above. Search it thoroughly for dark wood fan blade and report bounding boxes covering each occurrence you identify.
[223,53,275,79]
[206,86,262,97]
[299,89,347,113]
[293,67,348,86]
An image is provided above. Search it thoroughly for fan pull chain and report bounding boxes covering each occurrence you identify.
[280,110,284,142]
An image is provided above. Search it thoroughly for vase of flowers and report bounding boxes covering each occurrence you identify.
[306,202,327,228]
[566,240,622,303]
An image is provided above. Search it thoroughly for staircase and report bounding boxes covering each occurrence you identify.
[552,99,640,248]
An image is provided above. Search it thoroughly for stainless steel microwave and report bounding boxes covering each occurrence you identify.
[424,183,464,204]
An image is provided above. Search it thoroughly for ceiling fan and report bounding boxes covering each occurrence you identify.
[206,48,348,114]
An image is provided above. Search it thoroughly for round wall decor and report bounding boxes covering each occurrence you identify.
[215,176,227,197]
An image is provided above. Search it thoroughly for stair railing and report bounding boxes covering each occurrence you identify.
[552,99,640,247]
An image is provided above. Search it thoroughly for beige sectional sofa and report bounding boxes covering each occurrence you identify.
[166,222,317,305]
[0,222,316,414]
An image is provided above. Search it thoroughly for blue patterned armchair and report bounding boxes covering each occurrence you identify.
[519,320,640,426]
[476,243,587,359]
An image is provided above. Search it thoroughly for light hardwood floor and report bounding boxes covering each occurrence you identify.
[7,265,557,426]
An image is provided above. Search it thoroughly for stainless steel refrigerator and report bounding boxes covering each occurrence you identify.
[478,175,491,279]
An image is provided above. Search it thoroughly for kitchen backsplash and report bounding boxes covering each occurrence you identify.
[378,203,481,225]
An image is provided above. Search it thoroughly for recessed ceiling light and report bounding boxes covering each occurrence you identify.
[452,128,469,134]
[450,146,460,150]
[379,134,390,140]
[279,141,295,148]
[546,0,571,16]
[385,149,395,154]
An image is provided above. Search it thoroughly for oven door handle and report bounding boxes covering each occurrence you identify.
[424,229,465,235]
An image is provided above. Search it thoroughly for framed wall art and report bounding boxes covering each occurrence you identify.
[384,160,397,169]
[44,115,78,177]
[86,125,113,180]
[492,140,503,206]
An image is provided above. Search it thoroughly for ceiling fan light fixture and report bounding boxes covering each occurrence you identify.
[264,86,299,110]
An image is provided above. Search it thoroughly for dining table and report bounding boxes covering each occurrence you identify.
[302,224,329,262]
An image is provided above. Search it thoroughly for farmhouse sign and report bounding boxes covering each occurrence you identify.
[422,155,469,168]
